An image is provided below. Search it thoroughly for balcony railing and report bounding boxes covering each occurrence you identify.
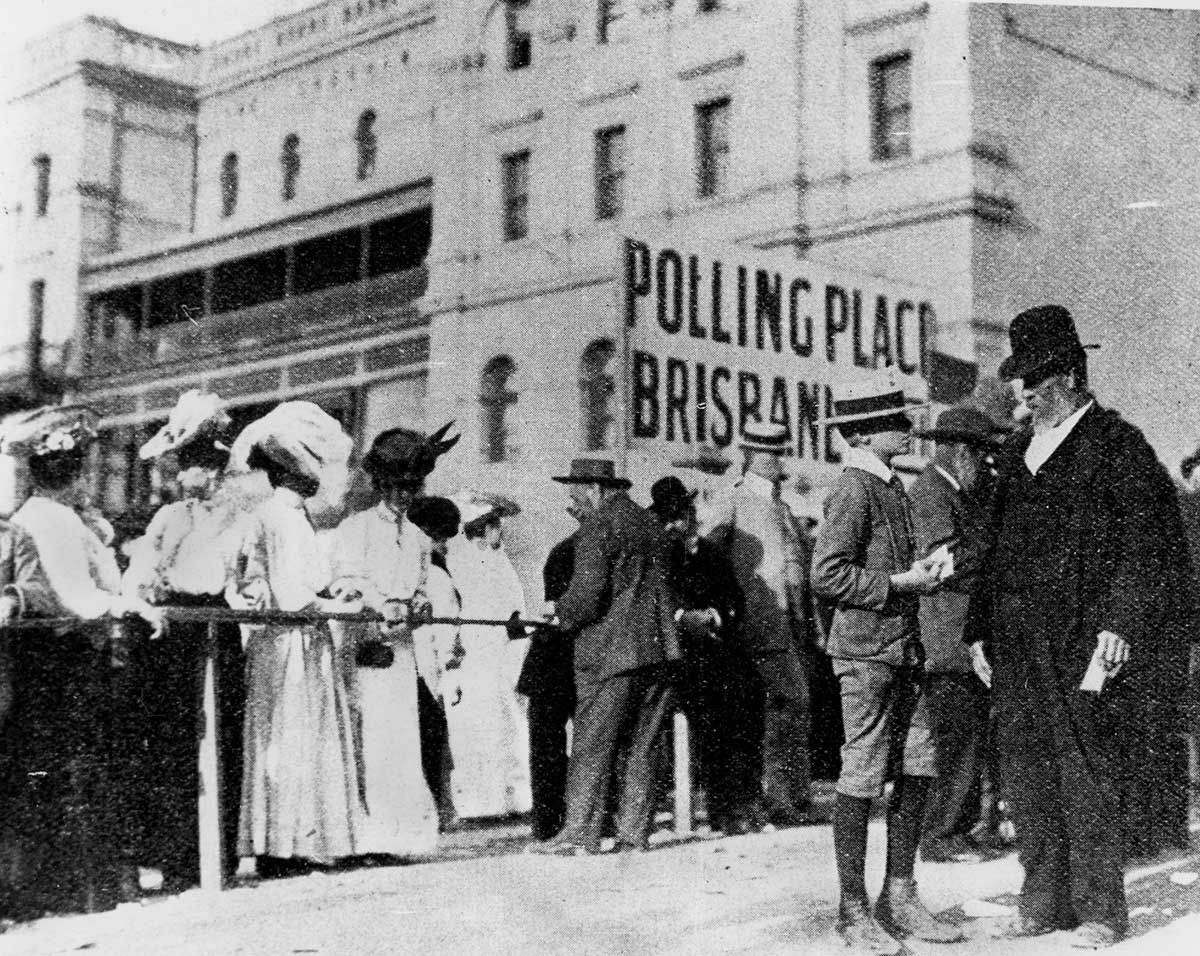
[87,266,428,378]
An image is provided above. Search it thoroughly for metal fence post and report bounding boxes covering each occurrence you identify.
[197,619,223,891]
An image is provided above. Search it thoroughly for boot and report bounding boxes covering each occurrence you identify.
[838,897,903,955]
[875,877,965,943]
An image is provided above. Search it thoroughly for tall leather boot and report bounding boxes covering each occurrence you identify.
[875,877,965,943]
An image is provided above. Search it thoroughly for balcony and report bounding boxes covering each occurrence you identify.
[85,266,427,380]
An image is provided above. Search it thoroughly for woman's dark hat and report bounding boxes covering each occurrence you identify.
[915,406,1003,450]
[649,475,698,521]
[362,422,460,484]
[551,457,632,489]
[999,305,1099,383]
[407,496,461,541]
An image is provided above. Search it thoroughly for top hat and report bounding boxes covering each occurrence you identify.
[140,390,232,468]
[915,405,1003,450]
[999,305,1099,382]
[648,475,698,521]
[407,495,461,541]
[551,457,632,488]
[739,421,789,454]
[362,422,460,484]
[0,404,98,459]
[825,384,924,431]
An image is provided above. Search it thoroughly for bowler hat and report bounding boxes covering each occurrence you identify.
[551,457,632,488]
[649,475,698,521]
[999,305,1098,383]
[362,422,460,484]
[739,421,789,454]
[915,406,1003,450]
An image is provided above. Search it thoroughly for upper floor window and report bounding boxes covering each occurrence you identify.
[695,98,731,199]
[579,339,617,451]
[594,125,627,220]
[597,1,628,44]
[480,355,519,463]
[505,0,533,71]
[281,134,301,201]
[33,155,51,217]
[870,52,912,161]
[220,152,239,218]
[356,109,378,180]
[29,279,46,341]
[699,0,722,12]
[501,150,531,241]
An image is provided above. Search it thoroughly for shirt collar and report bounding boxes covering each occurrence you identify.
[742,471,778,499]
[933,464,962,493]
[842,445,896,484]
[1033,399,1093,438]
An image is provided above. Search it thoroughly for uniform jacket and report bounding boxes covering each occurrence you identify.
[983,403,1194,707]
[812,465,920,664]
[909,464,989,673]
[555,493,681,683]
[703,477,812,658]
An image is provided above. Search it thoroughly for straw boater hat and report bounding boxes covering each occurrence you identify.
[826,382,927,435]
[739,421,789,454]
[551,457,632,489]
[998,305,1098,383]
[915,405,1003,451]
[362,422,460,485]
[139,389,232,469]
[0,404,98,459]
[672,443,733,476]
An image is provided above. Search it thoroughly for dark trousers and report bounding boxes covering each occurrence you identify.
[416,677,455,828]
[922,671,989,848]
[526,690,574,840]
[559,668,675,850]
[751,647,811,821]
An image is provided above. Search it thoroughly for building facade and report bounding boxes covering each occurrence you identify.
[3,0,1198,586]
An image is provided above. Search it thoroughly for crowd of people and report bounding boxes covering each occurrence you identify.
[0,304,1195,953]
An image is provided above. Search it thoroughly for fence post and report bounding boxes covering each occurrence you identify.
[197,620,223,891]
[672,709,692,835]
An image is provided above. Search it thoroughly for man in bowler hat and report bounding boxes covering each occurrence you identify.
[529,458,680,855]
[976,305,1194,948]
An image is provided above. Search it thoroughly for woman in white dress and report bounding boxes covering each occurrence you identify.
[445,493,532,819]
[227,402,363,874]
[327,426,458,857]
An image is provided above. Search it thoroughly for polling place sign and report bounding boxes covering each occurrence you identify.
[621,233,937,465]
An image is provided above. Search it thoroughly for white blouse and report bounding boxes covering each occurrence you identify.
[14,496,121,620]
[328,502,428,611]
[124,495,246,599]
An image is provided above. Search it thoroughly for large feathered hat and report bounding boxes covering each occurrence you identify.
[362,422,460,485]
[228,401,353,499]
[139,390,232,469]
[0,404,99,459]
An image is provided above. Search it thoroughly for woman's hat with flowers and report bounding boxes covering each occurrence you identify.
[0,404,99,459]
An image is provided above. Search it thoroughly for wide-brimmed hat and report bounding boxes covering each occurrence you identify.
[672,444,733,476]
[915,406,1003,450]
[649,475,698,521]
[451,490,521,528]
[140,390,232,466]
[228,401,352,496]
[408,496,461,541]
[999,305,1099,383]
[739,421,789,454]
[551,457,632,489]
[0,404,98,458]
[362,422,460,485]
[825,384,924,432]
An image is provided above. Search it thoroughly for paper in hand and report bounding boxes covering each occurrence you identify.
[927,544,955,582]
[1079,648,1110,693]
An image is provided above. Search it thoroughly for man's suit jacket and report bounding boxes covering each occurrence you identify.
[556,493,680,683]
[516,533,576,701]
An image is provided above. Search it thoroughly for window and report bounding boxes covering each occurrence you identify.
[870,52,912,161]
[148,271,204,328]
[220,152,239,217]
[293,228,362,296]
[597,0,627,44]
[501,150,530,241]
[699,0,722,11]
[594,126,626,220]
[579,339,617,451]
[695,98,731,198]
[480,356,518,463]
[281,134,301,201]
[368,207,432,277]
[33,155,50,217]
[29,279,46,344]
[356,109,378,180]
[505,0,533,71]
[211,250,287,314]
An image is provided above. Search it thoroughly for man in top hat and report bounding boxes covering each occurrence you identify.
[701,420,816,829]
[908,406,1002,865]
[530,458,680,855]
[974,305,1193,948]
[812,383,961,954]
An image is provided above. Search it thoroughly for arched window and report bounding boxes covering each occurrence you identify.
[33,154,51,217]
[281,134,301,201]
[355,109,377,181]
[480,355,518,463]
[579,339,617,451]
[220,152,239,218]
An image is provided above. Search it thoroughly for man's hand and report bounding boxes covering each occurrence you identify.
[891,558,941,595]
[678,609,719,639]
[970,641,992,689]
[1096,630,1130,677]
[0,594,18,624]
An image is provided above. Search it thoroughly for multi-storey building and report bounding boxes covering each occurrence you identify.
[3,1,1198,587]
